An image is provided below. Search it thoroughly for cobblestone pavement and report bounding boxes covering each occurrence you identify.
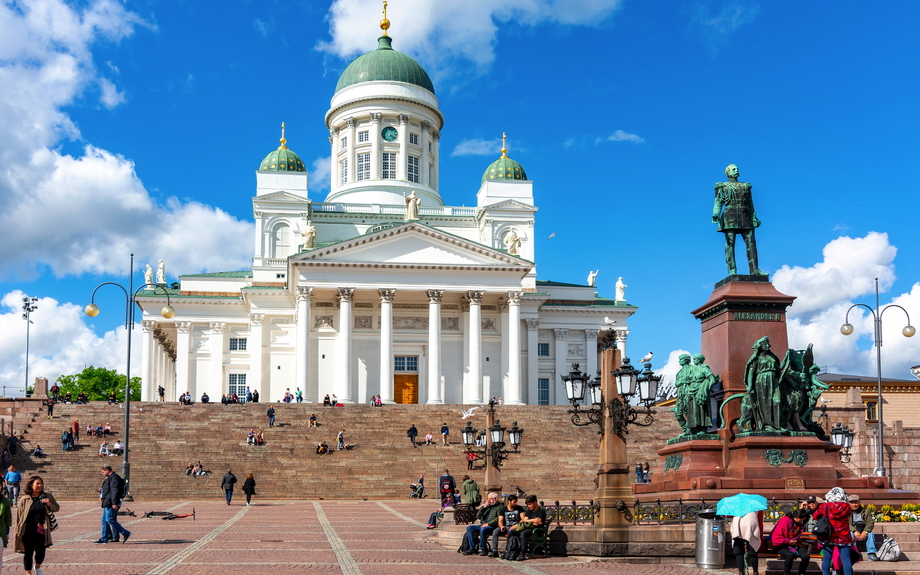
[1,500,913,575]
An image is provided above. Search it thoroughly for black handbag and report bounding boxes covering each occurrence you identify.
[47,509,59,532]
[813,515,831,541]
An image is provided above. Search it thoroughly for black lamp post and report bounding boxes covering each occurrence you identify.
[461,400,523,492]
[85,254,175,498]
[839,277,915,477]
[830,422,855,463]
[21,296,39,396]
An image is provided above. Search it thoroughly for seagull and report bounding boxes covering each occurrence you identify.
[547,232,556,239]
[604,317,617,326]
[639,351,654,364]
[820,398,832,403]
[460,406,481,419]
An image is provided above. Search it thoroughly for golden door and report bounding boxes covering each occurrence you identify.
[393,374,419,404]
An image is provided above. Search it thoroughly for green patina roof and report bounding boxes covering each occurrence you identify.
[481,155,527,185]
[180,271,253,278]
[537,280,587,288]
[259,146,306,172]
[335,36,435,94]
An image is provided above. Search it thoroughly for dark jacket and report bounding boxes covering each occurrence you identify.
[848,505,875,533]
[476,502,503,527]
[407,426,418,437]
[242,478,256,495]
[439,474,456,493]
[100,472,125,507]
[221,472,237,491]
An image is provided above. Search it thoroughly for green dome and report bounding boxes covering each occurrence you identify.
[335,36,435,94]
[259,146,306,172]
[481,155,528,185]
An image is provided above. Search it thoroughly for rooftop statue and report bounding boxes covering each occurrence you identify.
[587,269,599,287]
[403,191,420,221]
[712,164,766,276]
[300,220,316,250]
[615,277,627,302]
[504,228,522,255]
[156,259,166,285]
[144,264,154,286]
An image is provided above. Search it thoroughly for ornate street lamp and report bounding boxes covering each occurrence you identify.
[461,400,523,491]
[839,277,914,477]
[85,254,175,498]
[21,296,39,397]
[830,423,855,463]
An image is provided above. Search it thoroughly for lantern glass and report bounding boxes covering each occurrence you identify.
[587,379,603,405]
[563,364,587,401]
[639,374,660,403]
[830,424,844,446]
[490,423,504,444]
[616,368,637,397]
[509,422,523,446]
[461,422,476,446]
[843,427,854,449]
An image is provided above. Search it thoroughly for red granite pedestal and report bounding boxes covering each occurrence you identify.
[635,277,917,505]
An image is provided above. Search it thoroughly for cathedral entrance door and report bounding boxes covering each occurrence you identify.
[394,375,419,404]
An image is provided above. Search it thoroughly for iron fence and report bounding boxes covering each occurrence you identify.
[633,498,803,525]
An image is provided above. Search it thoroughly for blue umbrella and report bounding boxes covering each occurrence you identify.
[716,493,768,517]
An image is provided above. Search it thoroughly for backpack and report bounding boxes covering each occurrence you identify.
[440,478,453,493]
[457,535,472,554]
[877,536,901,561]
[812,515,831,541]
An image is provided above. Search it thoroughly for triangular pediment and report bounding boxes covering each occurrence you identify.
[291,223,532,270]
[253,191,310,203]
[478,199,537,212]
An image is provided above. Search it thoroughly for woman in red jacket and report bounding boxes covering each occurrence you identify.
[812,487,854,575]
[772,508,811,575]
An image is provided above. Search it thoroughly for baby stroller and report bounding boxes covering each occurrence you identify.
[409,483,425,498]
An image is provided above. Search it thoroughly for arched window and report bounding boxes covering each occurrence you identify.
[271,223,292,258]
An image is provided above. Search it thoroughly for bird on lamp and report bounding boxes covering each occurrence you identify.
[639,351,654,364]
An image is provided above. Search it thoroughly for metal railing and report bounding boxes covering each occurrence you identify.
[453,500,597,526]
[633,498,803,525]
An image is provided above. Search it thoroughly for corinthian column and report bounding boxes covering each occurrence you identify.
[465,291,484,404]
[427,289,444,404]
[337,288,355,403]
[141,320,156,401]
[210,322,226,399]
[295,287,312,402]
[175,322,190,403]
[505,292,523,405]
[378,288,396,404]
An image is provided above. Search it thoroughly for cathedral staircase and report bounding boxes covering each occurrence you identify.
[9,402,680,501]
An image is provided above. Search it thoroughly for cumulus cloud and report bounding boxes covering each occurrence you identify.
[596,130,645,144]
[655,349,693,401]
[689,0,761,52]
[0,291,139,394]
[451,138,502,157]
[0,0,252,280]
[253,18,273,37]
[318,0,623,79]
[310,156,332,193]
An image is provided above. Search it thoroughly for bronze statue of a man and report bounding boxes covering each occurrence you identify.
[712,164,765,276]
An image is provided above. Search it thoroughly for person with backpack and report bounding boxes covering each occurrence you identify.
[848,494,877,560]
[95,465,130,544]
[812,487,854,575]
[438,469,456,504]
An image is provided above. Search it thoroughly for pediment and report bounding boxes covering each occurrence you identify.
[253,191,310,203]
[291,223,532,270]
[478,199,537,212]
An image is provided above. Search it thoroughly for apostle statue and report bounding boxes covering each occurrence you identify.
[156,259,166,284]
[300,220,316,250]
[712,164,766,276]
[587,269,599,287]
[503,228,522,255]
[144,264,154,286]
[403,191,420,221]
[615,277,627,302]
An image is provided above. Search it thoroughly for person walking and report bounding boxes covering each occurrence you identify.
[221,470,237,505]
[643,462,651,483]
[295,388,303,403]
[813,487,854,575]
[635,462,643,483]
[5,465,21,506]
[266,406,275,428]
[440,423,450,446]
[407,424,418,448]
[242,474,256,506]
[94,465,130,544]
[157,385,165,402]
[462,475,481,509]
[336,429,345,450]
[15,475,60,575]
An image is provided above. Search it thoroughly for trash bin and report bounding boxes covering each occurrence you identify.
[696,509,727,569]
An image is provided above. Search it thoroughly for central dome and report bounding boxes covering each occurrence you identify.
[335,36,435,95]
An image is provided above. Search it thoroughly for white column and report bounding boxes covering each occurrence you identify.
[506,292,523,405]
[616,329,629,361]
[461,301,470,404]
[250,313,265,396]
[337,288,355,403]
[585,330,600,386]
[370,113,381,179]
[397,114,409,180]
[157,338,166,400]
[426,289,444,404]
[554,328,568,406]
[295,287,312,402]
[210,322,225,399]
[175,322,190,402]
[141,321,155,401]
[346,117,356,184]
[379,288,396,404]
[330,128,338,189]
[254,211,264,258]
[421,121,430,187]
[465,291,484,404]
[432,131,440,191]
[526,319,539,405]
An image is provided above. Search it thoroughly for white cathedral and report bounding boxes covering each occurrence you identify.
[137,22,637,405]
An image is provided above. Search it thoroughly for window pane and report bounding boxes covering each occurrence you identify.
[228,374,247,396]
[394,356,405,371]
[229,338,247,351]
[340,136,347,150]
[538,343,549,356]
[357,153,370,181]
[382,153,396,179]
[340,159,348,184]
[538,378,549,405]
[358,131,369,143]
[408,155,420,183]
[866,402,877,420]
[409,133,418,145]
[407,356,418,371]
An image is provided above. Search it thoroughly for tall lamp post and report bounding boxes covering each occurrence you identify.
[560,328,660,554]
[22,296,39,397]
[461,399,523,493]
[85,254,175,497]
[839,278,915,477]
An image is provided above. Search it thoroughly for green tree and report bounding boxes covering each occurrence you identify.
[55,366,141,402]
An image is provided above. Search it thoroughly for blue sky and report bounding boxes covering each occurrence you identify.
[1,0,918,394]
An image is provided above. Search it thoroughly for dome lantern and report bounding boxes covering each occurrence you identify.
[481,132,527,184]
[259,122,306,172]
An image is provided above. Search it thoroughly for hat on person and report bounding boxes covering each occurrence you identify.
[804,495,817,503]
[825,487,848,503]
[848,494,860,502]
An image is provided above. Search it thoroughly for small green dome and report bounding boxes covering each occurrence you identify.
[259,146,306,172]
[481,155,527,185]
[335,36,435,94]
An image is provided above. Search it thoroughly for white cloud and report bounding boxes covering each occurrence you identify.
[318,0,623,80]
[597,130,645,144]
[451,138,501,157]
[690,0,761,52]
[0,0,253,280]
[310,156,332,193]
[656,349,693,400]
[253,18,273,37]
[0,291,139,394]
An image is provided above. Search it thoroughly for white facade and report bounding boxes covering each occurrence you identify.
[135,38,637,405]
